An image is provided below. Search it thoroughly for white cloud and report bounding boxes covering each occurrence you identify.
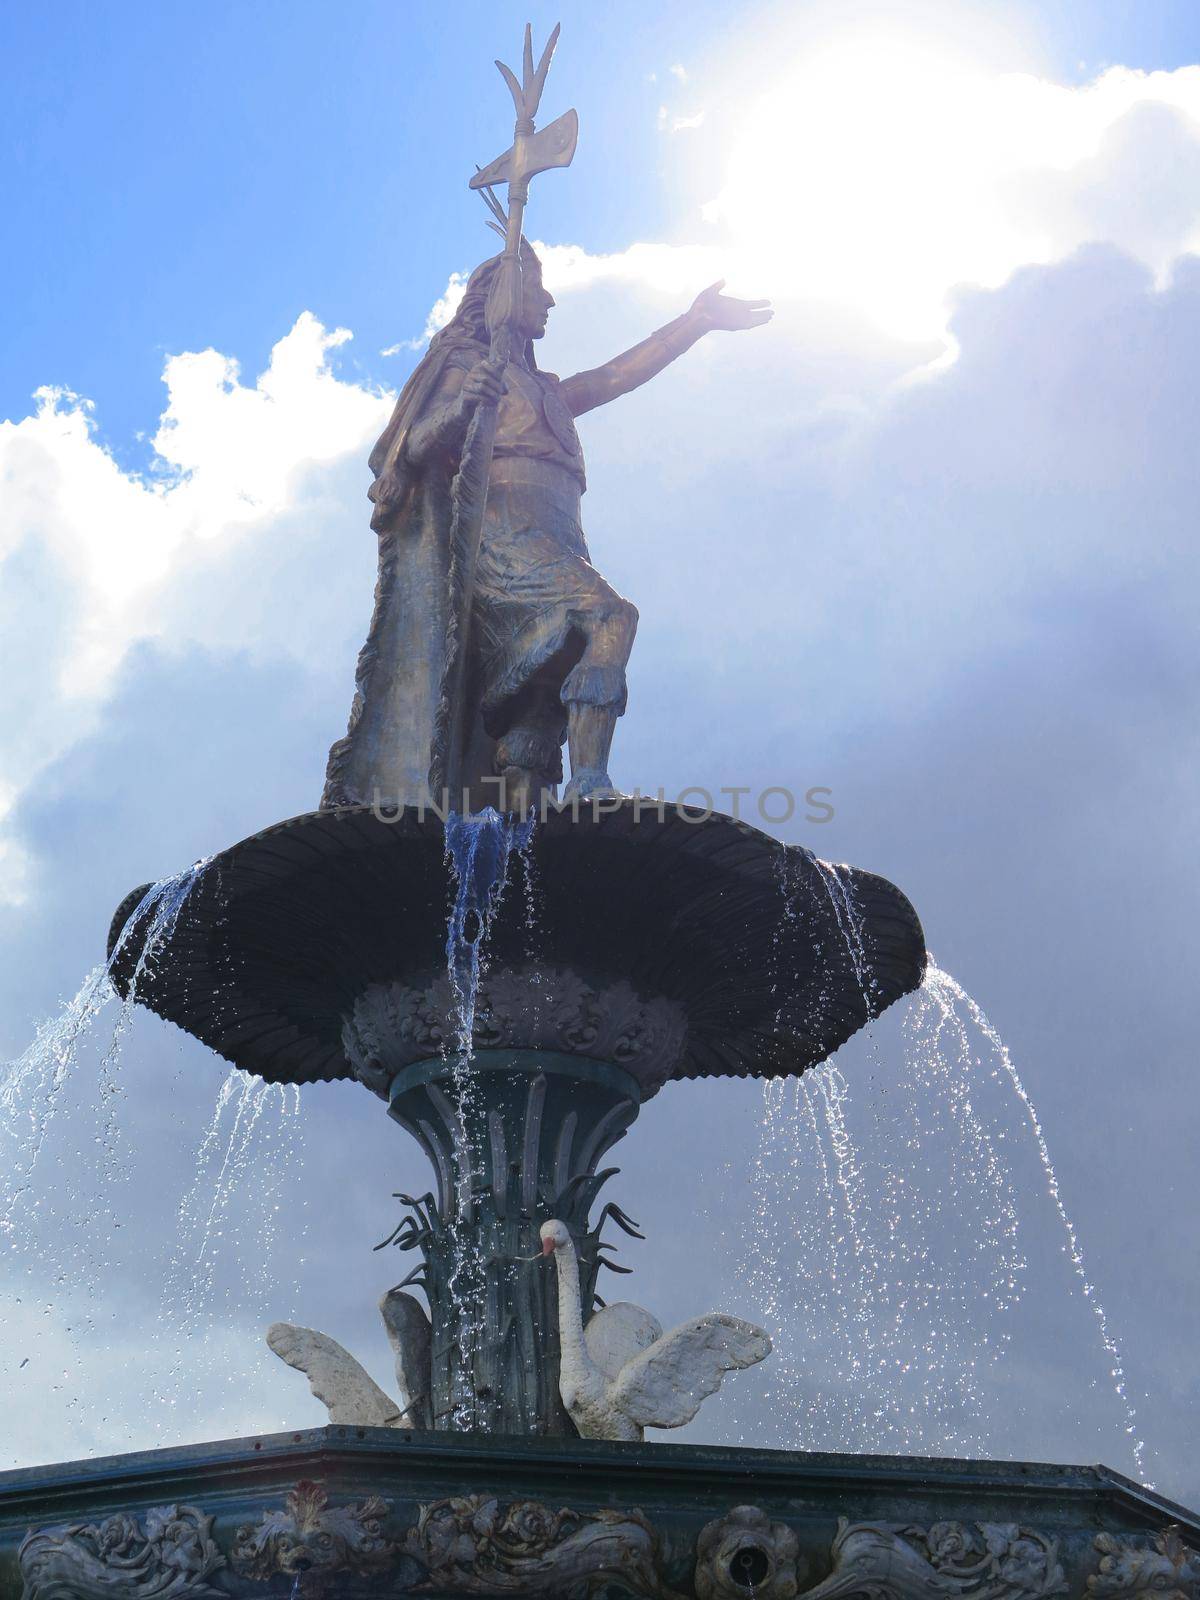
[704,53,1200,336]
[0,316,390,900]
[383,269,472,354]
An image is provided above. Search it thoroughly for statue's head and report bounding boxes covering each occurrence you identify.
[439,241,554,352]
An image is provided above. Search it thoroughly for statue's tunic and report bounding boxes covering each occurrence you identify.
[465,354,626,733]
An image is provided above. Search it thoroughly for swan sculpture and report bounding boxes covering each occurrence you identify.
[267,1285,432,1429]
[539,1217,772,1442]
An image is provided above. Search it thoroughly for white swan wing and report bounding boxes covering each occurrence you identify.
[584,1301,663,1380]
[611,1313,772,1430]
[267,1321,401,1428]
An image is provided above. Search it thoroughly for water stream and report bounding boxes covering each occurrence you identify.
[440,807,535,1426]
[1,864,209,1242]
[746,854,1147,1475]
[0,860,310,1459]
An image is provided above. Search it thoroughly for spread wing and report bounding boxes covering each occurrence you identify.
[610,1314,771,1430]
[267,1322,401,1428]
[584,1301,663,1381]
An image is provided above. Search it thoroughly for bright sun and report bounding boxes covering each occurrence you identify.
[704,33,1200,341]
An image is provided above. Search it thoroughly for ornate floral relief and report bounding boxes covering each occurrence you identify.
[796,1520,1066,1600]
[1088,1527,1200,1600]
[345,967,686,1091]
[404,1494,683,1598]
[19,1505,225,1600]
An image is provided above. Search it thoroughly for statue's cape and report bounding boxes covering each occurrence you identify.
[322,331,495,811]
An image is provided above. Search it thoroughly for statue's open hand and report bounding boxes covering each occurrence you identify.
[462,356,507,409]
[690,280,773,333]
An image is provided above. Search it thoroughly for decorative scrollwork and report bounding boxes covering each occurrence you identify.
[1088,1527,1200,1600]
[19,1505,225,1600]
[345,967,687,1093]
[695,1506,803,1600]
[231,1480,402,1592]
[797,1520,1066,1600]
[404,1494,683,1598]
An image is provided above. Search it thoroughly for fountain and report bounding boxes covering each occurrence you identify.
[1,22,1196,1600]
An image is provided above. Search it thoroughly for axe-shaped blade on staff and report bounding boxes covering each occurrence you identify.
[431,23,578,805]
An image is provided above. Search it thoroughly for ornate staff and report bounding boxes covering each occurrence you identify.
[431,23,578,803]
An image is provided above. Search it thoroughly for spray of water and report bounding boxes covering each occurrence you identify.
[0,863,209,1240]
[923,960,1148,1481]
[152,1069,306,1436]
[1,858,315,1457]
[440,806,535,1426]
[748,856,1147,1475]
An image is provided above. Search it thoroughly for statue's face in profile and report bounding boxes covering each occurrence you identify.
[518,263,555,339]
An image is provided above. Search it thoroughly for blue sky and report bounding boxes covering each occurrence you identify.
[2,0,1199,1510]
[3,0,1199,453]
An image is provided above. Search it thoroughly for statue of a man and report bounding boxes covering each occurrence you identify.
[323,245,770,812]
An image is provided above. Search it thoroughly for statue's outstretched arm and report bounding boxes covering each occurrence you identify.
[559,281,772,418]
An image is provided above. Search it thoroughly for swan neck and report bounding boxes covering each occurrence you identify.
[554,1237,586,1352]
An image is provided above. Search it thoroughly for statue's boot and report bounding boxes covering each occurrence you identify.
[560,603,636,801]
[562,705,621,801]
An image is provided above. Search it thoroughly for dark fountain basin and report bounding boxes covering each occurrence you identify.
[107,801,926,1096]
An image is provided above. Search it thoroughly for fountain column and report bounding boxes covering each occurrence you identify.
[383,1051,640,1435]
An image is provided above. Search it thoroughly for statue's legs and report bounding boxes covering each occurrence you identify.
[561,600,638,798]
[488,597,638,808]
[493,689,565,813]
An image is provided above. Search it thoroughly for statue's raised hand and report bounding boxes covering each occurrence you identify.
[690,280,773,333]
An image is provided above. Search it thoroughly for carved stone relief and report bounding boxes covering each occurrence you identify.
[231,1481,404,1593]
[344,966,687,1092]
[404,1494,683,1598]
[19,1505,225,1600]
[695,1506,803,1600]
[1087,1528,1200,1600]
[797,1520,1067,1600]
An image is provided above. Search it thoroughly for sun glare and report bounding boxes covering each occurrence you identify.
[704,33,1200,340]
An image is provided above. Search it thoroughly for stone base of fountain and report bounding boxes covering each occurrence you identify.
[4,1428,1198,1600]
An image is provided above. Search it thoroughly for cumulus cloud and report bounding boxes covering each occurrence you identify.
[705,56,1200,335]
[0,315,390,901]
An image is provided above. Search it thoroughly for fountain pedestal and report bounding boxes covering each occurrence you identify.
[379,1050,643,1436]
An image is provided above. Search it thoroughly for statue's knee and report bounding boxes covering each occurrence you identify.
[494,727,564,782]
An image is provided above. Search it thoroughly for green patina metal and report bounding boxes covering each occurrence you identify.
[385,1050,644,1436]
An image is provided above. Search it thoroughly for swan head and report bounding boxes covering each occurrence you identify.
[539,1218,571,1256]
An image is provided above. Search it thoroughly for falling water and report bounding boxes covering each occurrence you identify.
[440,806,535,1425]
[443,808,536,1054]
[0,863,209,1240]
[153,1069,306,1434]
[1,859,315,1460]
[747,857,1147,1475]
[923,961,1148,1480]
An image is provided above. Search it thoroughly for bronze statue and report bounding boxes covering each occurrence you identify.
[322,26,770,814]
